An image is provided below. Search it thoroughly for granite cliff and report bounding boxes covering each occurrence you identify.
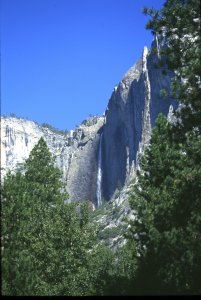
[101,38,176,201]
[1,116,104,205]
[1,38,176,205]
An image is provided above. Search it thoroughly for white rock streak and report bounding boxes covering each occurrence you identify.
[142,46,151,145]
[136,47,152,169]
[155,34,161,59]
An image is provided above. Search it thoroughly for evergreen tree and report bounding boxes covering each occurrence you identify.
[129,115,201,294]
[1,138,67,295]
[144,0,201,133]
[25,137,67,205]
[102,240,138,295]
[128,0,201,294]
[1,138,115,296]
[1,171,36,295]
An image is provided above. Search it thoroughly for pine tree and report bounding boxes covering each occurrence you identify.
[1,138,114,296]
[1,138,68,295]
[1,171,35,295]
[143,0,201,133]
[129,115,201,294]
[24,137,67,205]
[128,0,201,295]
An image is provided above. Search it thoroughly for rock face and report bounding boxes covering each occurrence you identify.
[101,39,177,201]
[1,116,104,204]
[1,37,177,205]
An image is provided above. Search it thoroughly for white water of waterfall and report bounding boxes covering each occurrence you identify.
[96,133,103,207]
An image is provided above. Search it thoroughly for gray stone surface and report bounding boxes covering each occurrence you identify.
[101,39,177,201]
[1,116,104,205]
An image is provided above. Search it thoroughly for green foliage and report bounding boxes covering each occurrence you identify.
[41,122,69,135]
[103,240,138,295]
[10,112,17,118]
[112,203,121,219]
[25,138,67,205]
[1,138,114,296]
[129,115,201,294]
[28,201,97,296]
[98,225,123,240]
[1,113,39,124]
[144,0,201,132]
[90,200,113,220]
[127,1,201,294]
[123,0,201,295]
[1,171,35,295]
[160,88,168,98]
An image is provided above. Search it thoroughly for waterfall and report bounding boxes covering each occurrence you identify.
[96,133,103,207]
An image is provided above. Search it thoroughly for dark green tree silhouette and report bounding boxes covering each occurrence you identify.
[128,0,201,295]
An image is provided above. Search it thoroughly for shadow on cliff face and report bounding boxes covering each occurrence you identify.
[102,122,127,202]
[100,38,178,203]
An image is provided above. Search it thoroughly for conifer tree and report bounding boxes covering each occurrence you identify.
[1,171,35,295]
[1,138,114,296]
[129,115,201,294]
[143,0,201,133]
[25,137,67,205]
[128,0,201,295]
[1,138,68,295]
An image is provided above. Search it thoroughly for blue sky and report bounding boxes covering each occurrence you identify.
[1,0,165,130]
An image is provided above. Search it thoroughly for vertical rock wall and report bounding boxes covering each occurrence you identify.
[101,40,176,201]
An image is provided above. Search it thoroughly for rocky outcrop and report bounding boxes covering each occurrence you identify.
[1,116,104,204]
[101,39,177,201]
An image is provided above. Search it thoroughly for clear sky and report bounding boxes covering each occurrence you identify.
[1,0,165,130]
